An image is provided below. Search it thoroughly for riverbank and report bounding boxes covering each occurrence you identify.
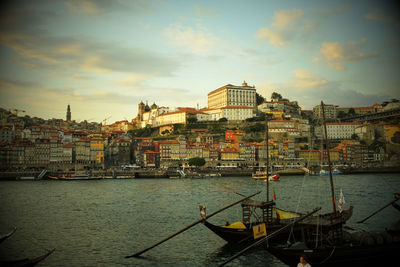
[1,166,399,180]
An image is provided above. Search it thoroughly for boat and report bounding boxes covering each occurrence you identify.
[203,116,352,245]
[265,101,398,266]
[0,227,16,244]
[252,172,280,181]
[47,174,101,180]
[0,248,55,267]
[319,167,341,175]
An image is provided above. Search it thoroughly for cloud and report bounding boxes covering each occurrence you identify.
[256,9,310,48]
[292,70,328,89]
[272,9,304,30]
[116,73,153,91]
[0,32,178,76]
[257,77,392,110]
[64,0,154,15]
[257,28,286,47]
[164,23,216,53]
[0,1,170,77]
[364,9,400,28]
[194,5,222,18]
[0,78,138,121]
[317,38,379,71]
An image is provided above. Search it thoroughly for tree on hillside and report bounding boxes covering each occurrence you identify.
[351,133,359,140]
[271,92,282,101]
[218,117,228,122]
[337,110,347,119]
[127,126,152,138]
[256,93,265,105]
[187,117,197,124]
[188,157,206,167]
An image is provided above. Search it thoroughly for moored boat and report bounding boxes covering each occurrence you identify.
[252,172,279,181]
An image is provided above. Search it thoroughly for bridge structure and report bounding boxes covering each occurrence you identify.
[340,108,400,122]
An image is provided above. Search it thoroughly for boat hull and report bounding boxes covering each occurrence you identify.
[203,206,353,244]
[203,220,287,244]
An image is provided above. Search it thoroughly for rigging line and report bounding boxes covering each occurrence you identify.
[287,167,308,244]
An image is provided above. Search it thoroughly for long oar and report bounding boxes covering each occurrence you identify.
[357,196,400,223]
[126,191,261,258]
[218,207,321,267]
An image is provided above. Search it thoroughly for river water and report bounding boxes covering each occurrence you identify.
[0,174,399,266]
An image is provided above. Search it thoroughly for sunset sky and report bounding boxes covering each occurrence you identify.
[0,0,399,123]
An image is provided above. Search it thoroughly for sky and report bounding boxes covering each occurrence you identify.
[0,0,399,123]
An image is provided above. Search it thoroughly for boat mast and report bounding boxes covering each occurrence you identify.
[320,101,337,213]
[265,116,269,202]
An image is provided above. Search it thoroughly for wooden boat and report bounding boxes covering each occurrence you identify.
[203,204,353,244]
[0,227,16,244]
[203,115,352,245]
[265,101,397,267]
[252,172,279,181]
[0,248,55,267]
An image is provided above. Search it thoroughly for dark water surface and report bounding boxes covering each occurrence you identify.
[0,174,399,266]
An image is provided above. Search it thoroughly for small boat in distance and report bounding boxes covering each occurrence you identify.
[252,172,280,181]
[319,167,341,175]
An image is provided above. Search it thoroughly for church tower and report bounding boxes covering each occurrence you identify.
[66,104,71,122]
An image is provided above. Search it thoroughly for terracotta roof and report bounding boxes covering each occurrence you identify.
[354,107,374,110]
[326,122,361,125]
[158,140,179,144]
[144,150,160,154]
[208,83,255,96]
[157,110,185,117]
[63,142,75,148]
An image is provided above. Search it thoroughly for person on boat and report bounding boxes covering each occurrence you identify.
[297,255,311,267]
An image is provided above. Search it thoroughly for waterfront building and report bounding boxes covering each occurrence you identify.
[35,139,50,166]
[75,138,90,165]
[142,150,160,167]
[62,142,75,164]
[220,147,240,161]
[313,104,337,120]
[208,81,256,109]
[89,135,104,166]
[159,140,180,160]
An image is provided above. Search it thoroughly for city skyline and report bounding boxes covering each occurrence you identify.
[0,0,399,123]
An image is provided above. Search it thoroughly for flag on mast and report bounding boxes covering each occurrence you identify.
[272,188,276,200]
[338,188,345,213]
